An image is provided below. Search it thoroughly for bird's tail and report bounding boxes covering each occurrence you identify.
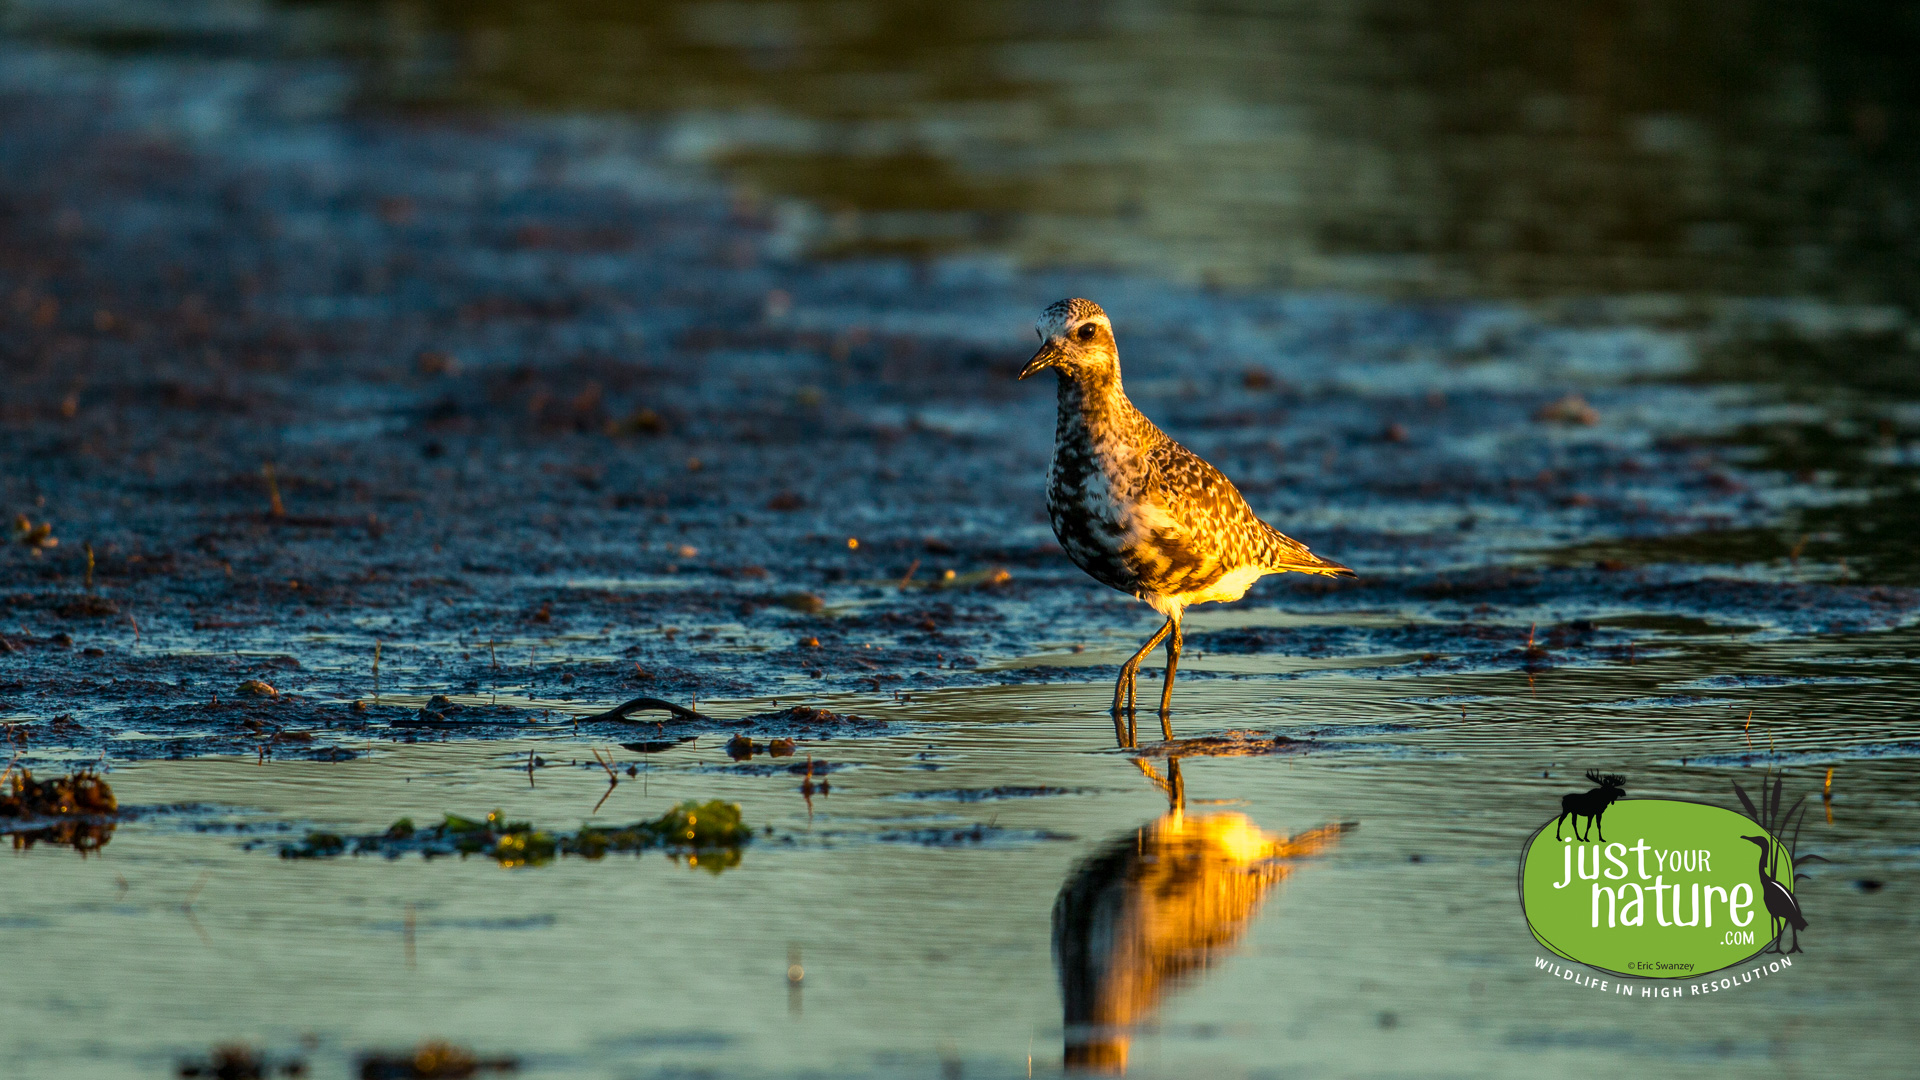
[1257,523,1355,578]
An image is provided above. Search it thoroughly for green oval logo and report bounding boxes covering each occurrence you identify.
[1520,795,1803,978]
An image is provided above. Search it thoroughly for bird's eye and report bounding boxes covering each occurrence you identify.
[1076,323,1097,341]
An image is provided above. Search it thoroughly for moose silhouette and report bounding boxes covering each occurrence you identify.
[1554,770,1626,842]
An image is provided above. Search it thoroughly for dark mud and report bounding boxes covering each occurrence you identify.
[2,39,1918,773]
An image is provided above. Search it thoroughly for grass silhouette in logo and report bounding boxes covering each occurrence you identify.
[1554,770,1625,842]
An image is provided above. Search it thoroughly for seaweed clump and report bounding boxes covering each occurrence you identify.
[280,800,752,872]
[1,768,117,817]
[176,1043,306,1078]
[1,768,120,852]
[357,1039,517,1078]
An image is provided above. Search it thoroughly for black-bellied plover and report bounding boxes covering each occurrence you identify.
[1020,298,1354,746]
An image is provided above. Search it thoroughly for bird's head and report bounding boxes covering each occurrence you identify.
[1740,835,1770,850]
[1019,298,1117,382]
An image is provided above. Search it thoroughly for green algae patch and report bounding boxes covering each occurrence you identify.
[278,800,751,871]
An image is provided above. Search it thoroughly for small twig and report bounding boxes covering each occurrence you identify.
[898,558,920,588]
[183,909,214,948]
[403,902,417,971]
[262,463,286,518]
[83,542,95,592]
[372,639,382,703]
[591,748,620,815]
[182,871,210,910]
[181,871,216,948]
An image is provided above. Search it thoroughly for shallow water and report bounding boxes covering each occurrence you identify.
[6,651,1917,1078]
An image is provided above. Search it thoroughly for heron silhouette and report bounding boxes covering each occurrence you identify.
[1732,775,1826,954]
[1740,834,1808,953]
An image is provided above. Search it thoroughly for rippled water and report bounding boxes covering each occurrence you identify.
[7,632,1917,1077]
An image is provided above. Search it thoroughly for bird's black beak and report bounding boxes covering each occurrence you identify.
[1019,338,1065,380]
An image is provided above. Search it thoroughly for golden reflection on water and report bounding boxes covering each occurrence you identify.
[1052,760,1349,1073]
[6,820,116,854]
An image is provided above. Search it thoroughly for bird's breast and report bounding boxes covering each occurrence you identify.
[1046,428,1145,589]
[1047,433,1240,603]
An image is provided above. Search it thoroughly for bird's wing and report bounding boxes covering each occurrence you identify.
[1141,437,1353,578]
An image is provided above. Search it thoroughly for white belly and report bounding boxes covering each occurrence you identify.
[1178,564,1268,606]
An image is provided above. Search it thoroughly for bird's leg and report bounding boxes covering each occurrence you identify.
[1112,618,1174,745]
[1156,614,1184,740]
[1114,618,1173,710]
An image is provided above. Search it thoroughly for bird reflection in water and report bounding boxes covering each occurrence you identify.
[1052,758,1350,1073]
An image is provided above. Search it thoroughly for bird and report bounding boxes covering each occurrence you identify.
[1019,298,1353,746]
[1741,834,1809,953]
